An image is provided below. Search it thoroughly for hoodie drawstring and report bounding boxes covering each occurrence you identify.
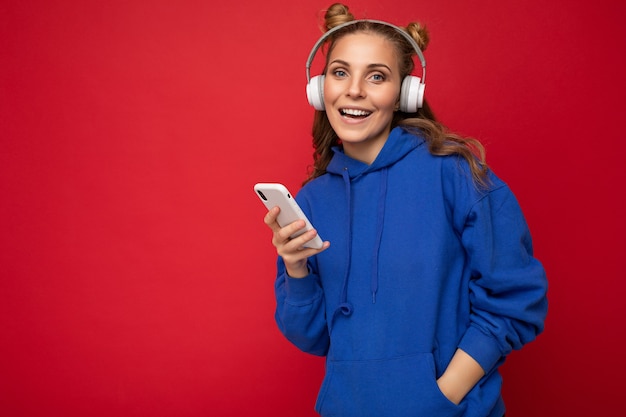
[329,168,354,332]
[371,168,388,303]
[330,167,388,331]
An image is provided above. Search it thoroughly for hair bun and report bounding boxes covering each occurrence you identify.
[405,22,430,51]
[323,3,355,31]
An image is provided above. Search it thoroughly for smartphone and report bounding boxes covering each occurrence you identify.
[254,183,324,249]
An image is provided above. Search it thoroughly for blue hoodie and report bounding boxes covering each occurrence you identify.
[274,127,548,417]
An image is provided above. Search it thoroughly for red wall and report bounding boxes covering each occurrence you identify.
[1,1,624,416]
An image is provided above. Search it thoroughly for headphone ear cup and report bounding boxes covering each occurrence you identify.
[306,75,325,110]
[400,76,425,113]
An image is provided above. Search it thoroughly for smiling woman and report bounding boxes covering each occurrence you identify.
[260,3,548,417]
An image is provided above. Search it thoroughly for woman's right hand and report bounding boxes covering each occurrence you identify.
[263,206,330,278]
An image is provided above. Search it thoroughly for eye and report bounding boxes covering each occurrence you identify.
[333,69,347,78]
[370,73,385,82]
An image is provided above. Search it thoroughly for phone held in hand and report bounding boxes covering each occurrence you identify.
[254,183,324,249]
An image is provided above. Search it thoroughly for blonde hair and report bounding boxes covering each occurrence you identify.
[306,3,489,188]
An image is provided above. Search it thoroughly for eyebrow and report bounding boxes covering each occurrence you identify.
[329,59,393,73]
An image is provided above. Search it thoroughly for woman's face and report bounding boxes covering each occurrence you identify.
[324,32,401,164]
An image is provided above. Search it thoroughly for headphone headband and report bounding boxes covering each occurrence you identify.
[305,19,427,84]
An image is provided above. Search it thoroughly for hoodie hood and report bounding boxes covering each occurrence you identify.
[326,127,425,330]
[326,126,425,178]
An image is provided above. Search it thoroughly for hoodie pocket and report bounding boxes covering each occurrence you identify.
[316,353,466,417]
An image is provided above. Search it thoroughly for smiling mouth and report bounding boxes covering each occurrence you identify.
[340,108,372,119]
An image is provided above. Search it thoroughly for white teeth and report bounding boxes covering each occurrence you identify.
[341,108,371,116]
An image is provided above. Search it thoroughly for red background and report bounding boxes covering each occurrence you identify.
[1,0,625,416]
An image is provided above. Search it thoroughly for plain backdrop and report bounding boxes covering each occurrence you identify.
[1,0,625,416]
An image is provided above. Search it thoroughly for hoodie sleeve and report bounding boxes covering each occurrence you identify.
[457,184,548,374]
[274,257,330,356]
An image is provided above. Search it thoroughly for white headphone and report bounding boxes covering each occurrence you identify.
[305,19,427,113]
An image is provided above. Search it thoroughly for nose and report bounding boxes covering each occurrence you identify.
[347,77,365,98]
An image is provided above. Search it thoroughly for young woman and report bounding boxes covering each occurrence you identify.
[263,4,548,416]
